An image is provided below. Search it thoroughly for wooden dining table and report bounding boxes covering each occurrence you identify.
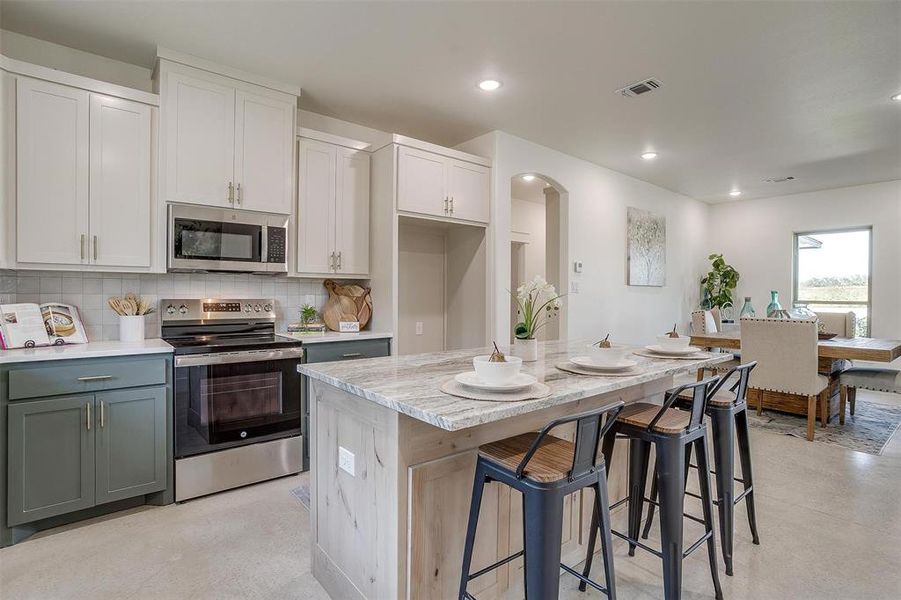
[689,331,901,363]
[689,331,901,419]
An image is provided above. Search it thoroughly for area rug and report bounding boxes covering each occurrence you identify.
[748,398,901,455]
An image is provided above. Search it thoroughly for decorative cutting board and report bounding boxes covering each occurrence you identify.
[322,279,372,332]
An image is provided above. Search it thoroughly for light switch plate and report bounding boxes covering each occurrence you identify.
[338,446,355,476]
[573,260,583,273]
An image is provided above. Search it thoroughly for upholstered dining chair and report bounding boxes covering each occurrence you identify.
[740,317,829,441]
[838,368,901,424]
[813,310,857,338]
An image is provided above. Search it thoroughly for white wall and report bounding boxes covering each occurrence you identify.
[708,180,901,341]
[510,197,547,284]
[457,131,710,346]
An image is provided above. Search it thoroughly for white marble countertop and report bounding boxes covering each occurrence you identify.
[277,331,393,344]
[298,339,734,431]
[0,338,174,364]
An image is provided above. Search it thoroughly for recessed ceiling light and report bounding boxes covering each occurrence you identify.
[729,189,742,197]
[892,93,901,101]
[478,79,502,91]
[640,152,658,160]
[521,174,535,182]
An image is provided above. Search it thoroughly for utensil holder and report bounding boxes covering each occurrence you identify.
[119,315,145,342]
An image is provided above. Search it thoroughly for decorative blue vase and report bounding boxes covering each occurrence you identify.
[766,291,782,317]
[739,297,756,318]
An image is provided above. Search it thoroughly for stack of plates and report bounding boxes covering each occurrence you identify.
[454,371,537,393]
[642,345,704,357]
[568,356,639,373]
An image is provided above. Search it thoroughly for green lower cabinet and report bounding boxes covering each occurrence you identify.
[95,387,167,504]
[7,395,95,526]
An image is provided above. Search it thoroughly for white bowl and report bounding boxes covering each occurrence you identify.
[585,344,629,367]
[655,334,692,351]
[473,355,523,385]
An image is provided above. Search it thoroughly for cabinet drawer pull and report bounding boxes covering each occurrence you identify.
[86,402,91,431]
[99,401,105,428]
[341,352,363,359]
[80,234,86,261]
[77,375,113,382]
[93,235,98,261]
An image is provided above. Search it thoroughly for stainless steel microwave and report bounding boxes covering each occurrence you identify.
[168,204,288,273]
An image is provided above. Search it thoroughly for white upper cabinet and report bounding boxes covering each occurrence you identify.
[397,144,489,224]
[163,71,235,208]
[296,135,370,277]
[89,94,152,268]
[397,146,447,218]
[234,90,295,213]
[447,159,490,223]
[13,75,154,269]
[297,138,336,274]
[335,146,371,276]
[159,60,296,214]
[16,78,90,265]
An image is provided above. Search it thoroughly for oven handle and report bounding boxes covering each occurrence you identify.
[175,347,305,367]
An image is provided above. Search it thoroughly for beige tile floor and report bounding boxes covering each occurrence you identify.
[1,390,900,600]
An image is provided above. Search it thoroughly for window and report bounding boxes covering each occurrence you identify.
[793,227,872,336]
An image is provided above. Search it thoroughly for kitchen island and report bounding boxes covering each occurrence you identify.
[298,340,733,600]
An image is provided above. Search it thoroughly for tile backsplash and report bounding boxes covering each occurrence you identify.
[2,271,336,341]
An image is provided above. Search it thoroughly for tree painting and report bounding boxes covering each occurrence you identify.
[627,207,666,286]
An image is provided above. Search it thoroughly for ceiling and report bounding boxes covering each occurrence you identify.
[1,1,898,203]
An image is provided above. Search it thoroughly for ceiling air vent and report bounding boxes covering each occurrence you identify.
[763,176,796,183]
[616,78,663,98]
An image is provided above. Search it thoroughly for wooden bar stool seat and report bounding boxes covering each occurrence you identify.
[617,402,691,433]
[678,388,734,407]
[478,433,575,483]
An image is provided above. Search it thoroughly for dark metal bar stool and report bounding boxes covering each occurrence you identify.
[642,362,760,576]
[458,401,625,600]
[581,378,724,600]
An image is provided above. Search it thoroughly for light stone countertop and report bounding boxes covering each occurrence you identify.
[0,338,174,364]
[276,331,393,344]
[298,339,734,431]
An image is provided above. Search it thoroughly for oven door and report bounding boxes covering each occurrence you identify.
[174,348,304,458]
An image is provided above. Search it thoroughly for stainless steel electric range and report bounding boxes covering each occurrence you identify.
[161,298,305,501]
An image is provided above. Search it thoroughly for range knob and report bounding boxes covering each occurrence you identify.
[243,304,252,313]
[253,304,262,312]
[262,303,272,312]
[166,304,176,315]
[178,304,188,315]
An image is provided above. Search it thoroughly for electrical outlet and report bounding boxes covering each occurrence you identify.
[415,321,423,335]
[338,446,355,476]
[570,281,580,294]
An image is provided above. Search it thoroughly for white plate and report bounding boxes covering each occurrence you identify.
[645,344,702,356]
[570,356,638,371]
[455,371,537,393]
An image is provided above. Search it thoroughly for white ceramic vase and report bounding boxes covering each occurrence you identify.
[119,315,145,342]
[513,337,538,362]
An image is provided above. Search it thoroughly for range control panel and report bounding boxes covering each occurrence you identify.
[161,299,277,322]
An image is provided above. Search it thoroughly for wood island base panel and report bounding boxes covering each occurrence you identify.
[299,339,733,599]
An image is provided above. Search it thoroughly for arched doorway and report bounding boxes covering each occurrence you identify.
[509,173,568,342]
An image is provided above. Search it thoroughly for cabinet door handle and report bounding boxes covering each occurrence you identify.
[444,197,448,214]
[99,401,105,428]
[341,352,362,359]
[93,235,98,261]
[228,181,234,204]
[86,402,91,431]
[77,375,113,382]
[329,251,335,271]
[236,183,242,206]
[450,196,455,215]
[80,234,86,261]
[337,251,342,270]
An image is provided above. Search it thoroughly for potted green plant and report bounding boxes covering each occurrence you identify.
[511,275,563,361]
[700,253,740,316]
[296,304,325,333]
